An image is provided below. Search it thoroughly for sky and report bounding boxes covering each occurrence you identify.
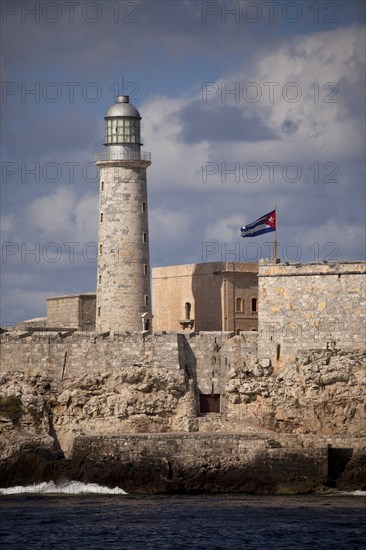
[1,0,365,325]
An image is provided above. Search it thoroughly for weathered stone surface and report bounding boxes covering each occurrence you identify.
[336,448,366,490]
[95,162,152,333]
[0,329,365,492]
[47,294,96,331]
[258,260,366,367]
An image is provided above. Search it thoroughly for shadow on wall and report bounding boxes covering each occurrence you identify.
[191,264,223,331]
[177,333,197,383]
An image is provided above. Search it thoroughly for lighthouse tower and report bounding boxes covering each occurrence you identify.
[95,95,152,333]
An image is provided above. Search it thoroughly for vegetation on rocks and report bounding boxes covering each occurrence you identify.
[0,395,23,424]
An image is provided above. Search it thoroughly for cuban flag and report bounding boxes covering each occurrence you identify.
[241,210,276,238]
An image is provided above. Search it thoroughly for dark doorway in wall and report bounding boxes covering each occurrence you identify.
[200,394,221,413]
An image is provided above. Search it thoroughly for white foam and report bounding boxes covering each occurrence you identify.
[0,481,127,495]
[334,490,366,497]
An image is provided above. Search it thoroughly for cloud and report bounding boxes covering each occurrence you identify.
[26,186,98,243]
[179,102,278,143]
[204,215,244,242]
[0,215,16,239]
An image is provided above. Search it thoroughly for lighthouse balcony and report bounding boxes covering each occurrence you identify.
[95,150,151,162]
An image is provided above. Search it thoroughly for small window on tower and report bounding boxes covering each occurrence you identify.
[143,264,148,276]
[143,232,147,243]
[251,298,257,313]
[98,307,101,317]
[142,201,146,213]
[101,181,104,191]
[100,213,103,222]
[145,295,149,306]
[99,244,102,255]
[236,297,243,312]
[99,275,101,284]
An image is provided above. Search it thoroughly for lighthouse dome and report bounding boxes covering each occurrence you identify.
[105,95,141,118]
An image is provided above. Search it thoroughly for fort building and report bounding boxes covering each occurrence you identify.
[152,262,258,333]
[1,93,366,495]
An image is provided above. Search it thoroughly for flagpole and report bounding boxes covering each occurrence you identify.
[273,202,277,260]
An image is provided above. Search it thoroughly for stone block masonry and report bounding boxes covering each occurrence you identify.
[71,433,329,494]
[0,331,182,379]
[96,161,152,334]
[258,261,366,368]
[47,294,96,331]
[178,331,258,394]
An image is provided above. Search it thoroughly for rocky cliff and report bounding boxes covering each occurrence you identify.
[224,348,365,436]
[0,345,365,493]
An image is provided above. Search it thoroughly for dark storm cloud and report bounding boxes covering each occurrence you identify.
[2,106,100,160]
[1,1,284,75]
[1,0,364,84]
[180,102,278,143]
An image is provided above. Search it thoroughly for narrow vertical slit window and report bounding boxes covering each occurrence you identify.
[143,264,148,276]
[251,298,257,313]
[143,232,147,244]
[99,275,101,284]
[142,201,146,213]
[101,181,104,191]
[98,307,101,317]
[99,244,102,255]
[144,295,149,307]
[100,212,103,222]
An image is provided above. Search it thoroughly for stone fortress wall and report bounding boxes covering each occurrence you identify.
[0,331,182,379]
[2,261,365,386]
[258,260,366,367]
[1,260,365,439]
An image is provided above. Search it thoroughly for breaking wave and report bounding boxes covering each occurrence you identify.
[0,481,127,495]
[333,490,366,497]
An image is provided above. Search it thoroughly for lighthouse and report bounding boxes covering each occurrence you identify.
[95,95,152,333]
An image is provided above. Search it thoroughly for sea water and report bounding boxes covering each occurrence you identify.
[0,483,365,549]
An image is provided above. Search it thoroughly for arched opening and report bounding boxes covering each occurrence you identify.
[185,302,191,320]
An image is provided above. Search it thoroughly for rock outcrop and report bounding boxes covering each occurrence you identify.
[0,347,365,492]
[225,349,366,436]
